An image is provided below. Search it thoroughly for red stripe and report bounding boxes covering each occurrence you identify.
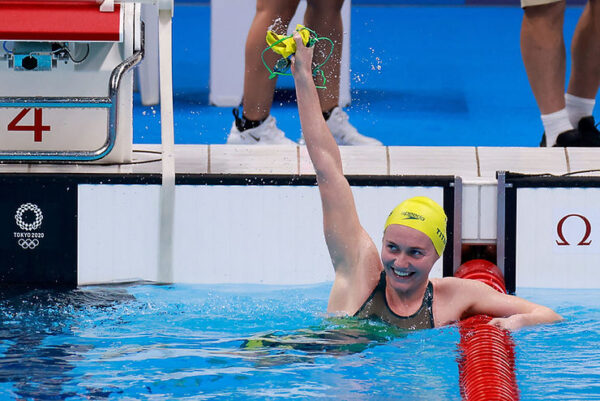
[0,2,121,42]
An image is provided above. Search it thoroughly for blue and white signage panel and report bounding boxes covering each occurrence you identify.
[0,174,455,287]
[516,187,600,288]
[78,184,446,286]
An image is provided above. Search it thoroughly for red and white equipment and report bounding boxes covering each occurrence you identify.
[0,0,172,163]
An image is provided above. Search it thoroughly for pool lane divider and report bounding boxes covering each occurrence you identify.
[455,259,519,401]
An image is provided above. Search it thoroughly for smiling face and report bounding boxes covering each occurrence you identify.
[381,224,440,294]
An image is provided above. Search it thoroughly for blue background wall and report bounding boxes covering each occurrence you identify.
[133,3,595,146]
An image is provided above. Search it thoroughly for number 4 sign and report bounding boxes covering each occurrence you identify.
[8,108,51,142]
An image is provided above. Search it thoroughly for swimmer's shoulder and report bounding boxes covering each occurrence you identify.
[431,276,484,288]
[431,276,497,306]
[431,276,463,290]
[430,277,478,302]
[431,277,480,325]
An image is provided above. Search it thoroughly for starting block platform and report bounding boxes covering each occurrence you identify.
[2,145,600,292]
[0,0,170,163]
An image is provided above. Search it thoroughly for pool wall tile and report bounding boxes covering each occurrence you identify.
[388,147,478,177]
[130,144,162,174]
[299,146,388,176]
[209,145,298,175]
[130,161,162,174]
[566,148,600,176]
[175,145,209,174]
[0,164,30,173]
[27,164,127,174]
[298,146,313,175]
[477,147,568,177]
[132,144,206,175]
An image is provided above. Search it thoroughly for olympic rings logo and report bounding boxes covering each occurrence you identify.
[17,239,39,250]
[14,203,43,231]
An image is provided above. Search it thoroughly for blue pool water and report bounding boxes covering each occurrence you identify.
[0,284,598,400]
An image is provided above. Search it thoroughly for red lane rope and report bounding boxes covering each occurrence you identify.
[455,259,519,401]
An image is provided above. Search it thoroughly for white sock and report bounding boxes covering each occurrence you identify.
[541,108,574,147]
[565,93,595,127]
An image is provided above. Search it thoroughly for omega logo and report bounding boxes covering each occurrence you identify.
[556,214,592,246]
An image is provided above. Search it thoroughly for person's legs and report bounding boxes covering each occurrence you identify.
[303,0,382,146]
[520,0,599,146]
[304,0,344,113]
[521,0,600,146]
[227,0,299,145]
[521,1,567,115]
[566,0,600,126]
[242,0,300,121]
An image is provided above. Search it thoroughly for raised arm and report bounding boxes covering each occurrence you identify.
[291,33,381,313]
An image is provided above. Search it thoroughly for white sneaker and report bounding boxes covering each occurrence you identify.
[226,115,295,145]
[326,107,382,146]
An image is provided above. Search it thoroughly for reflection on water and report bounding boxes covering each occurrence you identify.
[0,287,134,400]
[238,317,410,368]
[0,285,597,400]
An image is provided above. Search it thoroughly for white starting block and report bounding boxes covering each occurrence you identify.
[0,0,170,163]
[210,0,352,108]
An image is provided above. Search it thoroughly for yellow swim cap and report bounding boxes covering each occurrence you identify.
[266,24,311,59]
[384,196,447,256]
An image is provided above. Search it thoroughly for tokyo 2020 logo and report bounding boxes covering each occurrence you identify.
[14,203,44,250]
[15,203,43,231]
